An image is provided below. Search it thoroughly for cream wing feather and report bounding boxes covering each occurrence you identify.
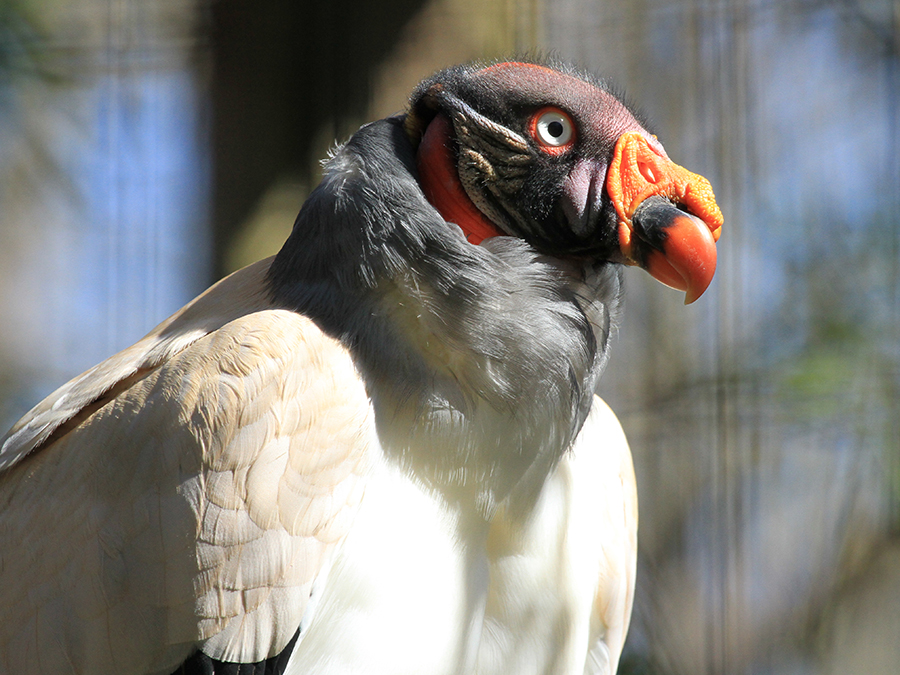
[0,258,375,675]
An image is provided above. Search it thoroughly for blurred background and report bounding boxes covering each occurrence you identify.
[0,0,897,672]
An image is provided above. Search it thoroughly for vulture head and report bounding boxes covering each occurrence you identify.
[405,60,724,303]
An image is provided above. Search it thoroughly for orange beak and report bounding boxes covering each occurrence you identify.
[606,132,723,303]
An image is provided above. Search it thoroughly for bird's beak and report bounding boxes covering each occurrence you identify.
[606,132,723,304]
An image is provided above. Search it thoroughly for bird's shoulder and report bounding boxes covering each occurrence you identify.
[0,257,291,471]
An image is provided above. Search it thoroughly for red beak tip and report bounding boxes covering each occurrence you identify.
[642,213,718,304]
[683,278,711,305]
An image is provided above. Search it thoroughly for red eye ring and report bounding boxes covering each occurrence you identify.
[528,107,576,155]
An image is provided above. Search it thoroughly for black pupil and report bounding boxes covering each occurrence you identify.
[547,120,564,138]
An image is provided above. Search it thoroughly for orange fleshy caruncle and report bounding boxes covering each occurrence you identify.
[606,131,724,302]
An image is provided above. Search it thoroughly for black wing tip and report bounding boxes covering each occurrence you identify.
[172,629,301,675]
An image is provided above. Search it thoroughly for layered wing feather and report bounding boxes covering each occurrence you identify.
[0,259,375,675]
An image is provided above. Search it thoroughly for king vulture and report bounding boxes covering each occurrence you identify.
[0,60,723,675]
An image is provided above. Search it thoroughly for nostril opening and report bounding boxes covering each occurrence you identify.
[638,161,658,184]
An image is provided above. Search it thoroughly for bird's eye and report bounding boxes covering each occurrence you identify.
[530,107,576,153]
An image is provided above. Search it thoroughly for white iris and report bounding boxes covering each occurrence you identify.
[535,110,574,147]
